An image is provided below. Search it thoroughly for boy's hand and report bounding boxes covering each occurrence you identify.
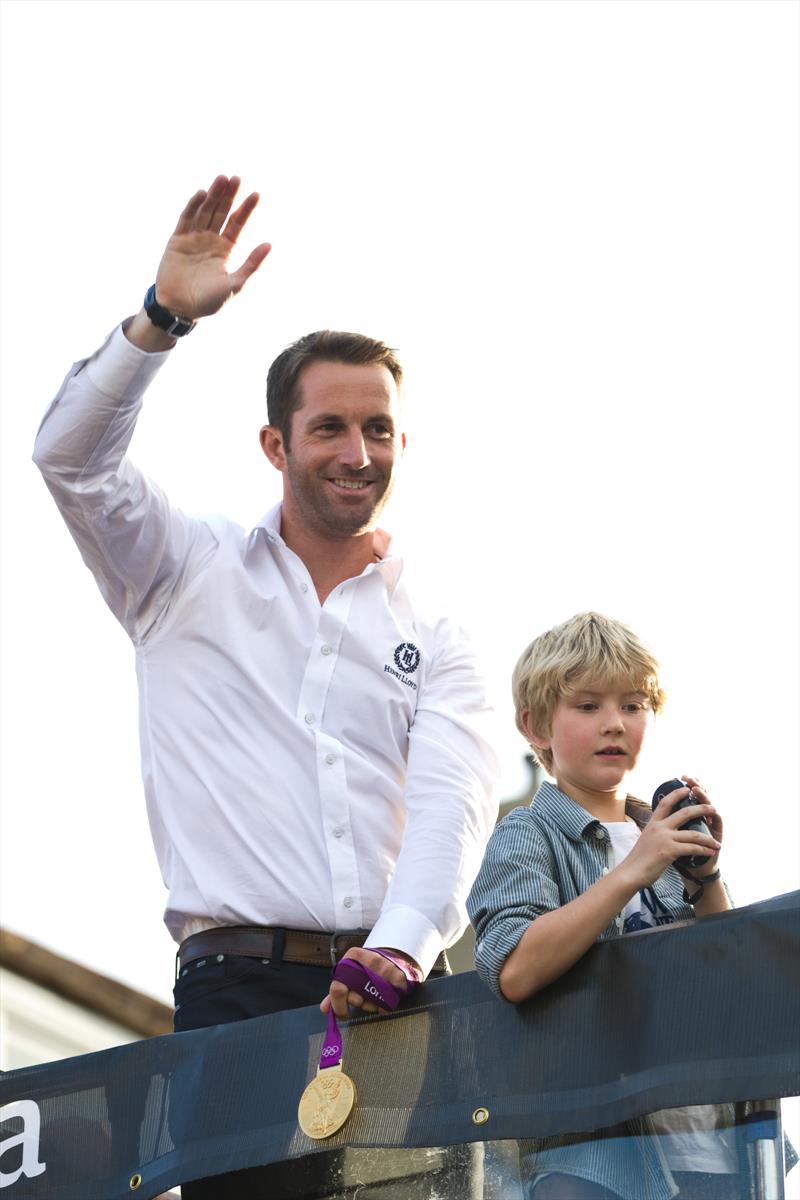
[680,776,723,878]
[621,779,721,889]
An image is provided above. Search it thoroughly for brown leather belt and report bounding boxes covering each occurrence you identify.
[177,925,449,975]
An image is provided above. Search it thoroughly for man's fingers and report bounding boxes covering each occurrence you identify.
[174,189,208,235]
[229,243,272,295]
[208,176,242,233]
[323,951,406,1019]
[193,176,228,228]
[339,947,408,990]
[327,979,360,1020]
[332,989,382,1017]
[194,175,236,231]
[169,179,269,297]
[222,193,261,244]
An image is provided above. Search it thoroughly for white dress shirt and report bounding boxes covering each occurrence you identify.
[33,326,499,977]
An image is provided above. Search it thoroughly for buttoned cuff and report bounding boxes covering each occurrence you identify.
[84,323,173,397]
[366,905,444,980]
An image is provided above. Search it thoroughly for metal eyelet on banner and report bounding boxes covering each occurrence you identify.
[472,1107,489,1125]
[129,1173,142,1190]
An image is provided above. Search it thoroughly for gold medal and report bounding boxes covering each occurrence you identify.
[298,1063,357,1139]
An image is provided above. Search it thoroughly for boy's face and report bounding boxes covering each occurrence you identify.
[526,680,652,803]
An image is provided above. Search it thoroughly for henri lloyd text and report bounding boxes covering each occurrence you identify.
[384,663,417,690]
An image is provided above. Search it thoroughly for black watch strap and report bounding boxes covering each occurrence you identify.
[143,285,196,338]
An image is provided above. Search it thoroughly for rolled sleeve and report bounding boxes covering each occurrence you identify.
[468,809,561,999]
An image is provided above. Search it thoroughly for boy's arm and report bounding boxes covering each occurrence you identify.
[473,795,721,1005]
[467,812,564,1000]
[498,865,646,1003]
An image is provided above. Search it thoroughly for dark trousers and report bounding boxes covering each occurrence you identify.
[174,953,343,1199]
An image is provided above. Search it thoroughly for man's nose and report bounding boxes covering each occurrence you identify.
[338,429,370,470]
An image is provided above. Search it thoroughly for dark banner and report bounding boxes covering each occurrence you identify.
[1,892,798,1198]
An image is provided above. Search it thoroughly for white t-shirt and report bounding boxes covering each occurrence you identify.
[605,821,738,1176]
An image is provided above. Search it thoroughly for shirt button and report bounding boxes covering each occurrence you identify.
[343,896,353,909]
[299,582,309,593]
[321,644,333,656]
[304,713,315,725]
[325,753,336,765]
[594,828,605,841]
[333,827,344,839]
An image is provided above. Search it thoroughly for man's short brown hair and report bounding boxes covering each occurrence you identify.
[266,330,403,448]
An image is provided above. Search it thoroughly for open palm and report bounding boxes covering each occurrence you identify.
[154,175,271,320]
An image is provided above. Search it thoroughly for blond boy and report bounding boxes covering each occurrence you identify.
[468,612,736,1200]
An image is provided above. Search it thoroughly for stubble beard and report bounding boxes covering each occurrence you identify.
[285,457,394,540]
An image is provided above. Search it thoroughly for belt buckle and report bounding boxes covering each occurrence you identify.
[330,931,361,967]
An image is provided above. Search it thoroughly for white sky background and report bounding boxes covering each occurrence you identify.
[1,0,798,1022]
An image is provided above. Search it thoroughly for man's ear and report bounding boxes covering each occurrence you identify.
[521,708,550,751]
[260,425,287,471]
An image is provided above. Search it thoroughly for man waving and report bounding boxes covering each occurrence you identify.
[33,175,499,1196]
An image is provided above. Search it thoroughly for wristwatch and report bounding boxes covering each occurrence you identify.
[143,285,196,337]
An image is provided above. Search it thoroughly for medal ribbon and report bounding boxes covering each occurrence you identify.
[319,1006,345,1071]
[318,957,414,1072]
[333,958,409,1011]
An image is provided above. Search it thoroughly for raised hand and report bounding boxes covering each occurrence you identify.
[154,175,271,320]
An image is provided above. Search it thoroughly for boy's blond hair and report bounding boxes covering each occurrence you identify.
[512,612,666,775]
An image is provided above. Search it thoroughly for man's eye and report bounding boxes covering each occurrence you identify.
[368,423,392,438]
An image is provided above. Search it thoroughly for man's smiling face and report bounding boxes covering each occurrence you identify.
[277,359,405,540]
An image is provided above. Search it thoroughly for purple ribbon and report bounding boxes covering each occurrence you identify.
[318,958,414,1072]
[333,958,407,1011]
[318,1007,344,1072]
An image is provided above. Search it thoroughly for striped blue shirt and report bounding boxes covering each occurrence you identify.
[468,780,694,1001]
[467,782,708,1198]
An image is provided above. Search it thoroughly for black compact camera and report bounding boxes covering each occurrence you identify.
[651,778,710,869]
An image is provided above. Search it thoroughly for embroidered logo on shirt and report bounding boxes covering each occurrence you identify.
[384,642,421,690]
[393,643,420,673]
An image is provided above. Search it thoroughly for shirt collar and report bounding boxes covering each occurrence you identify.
[252,504,403,585]
[532,779,650,840]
